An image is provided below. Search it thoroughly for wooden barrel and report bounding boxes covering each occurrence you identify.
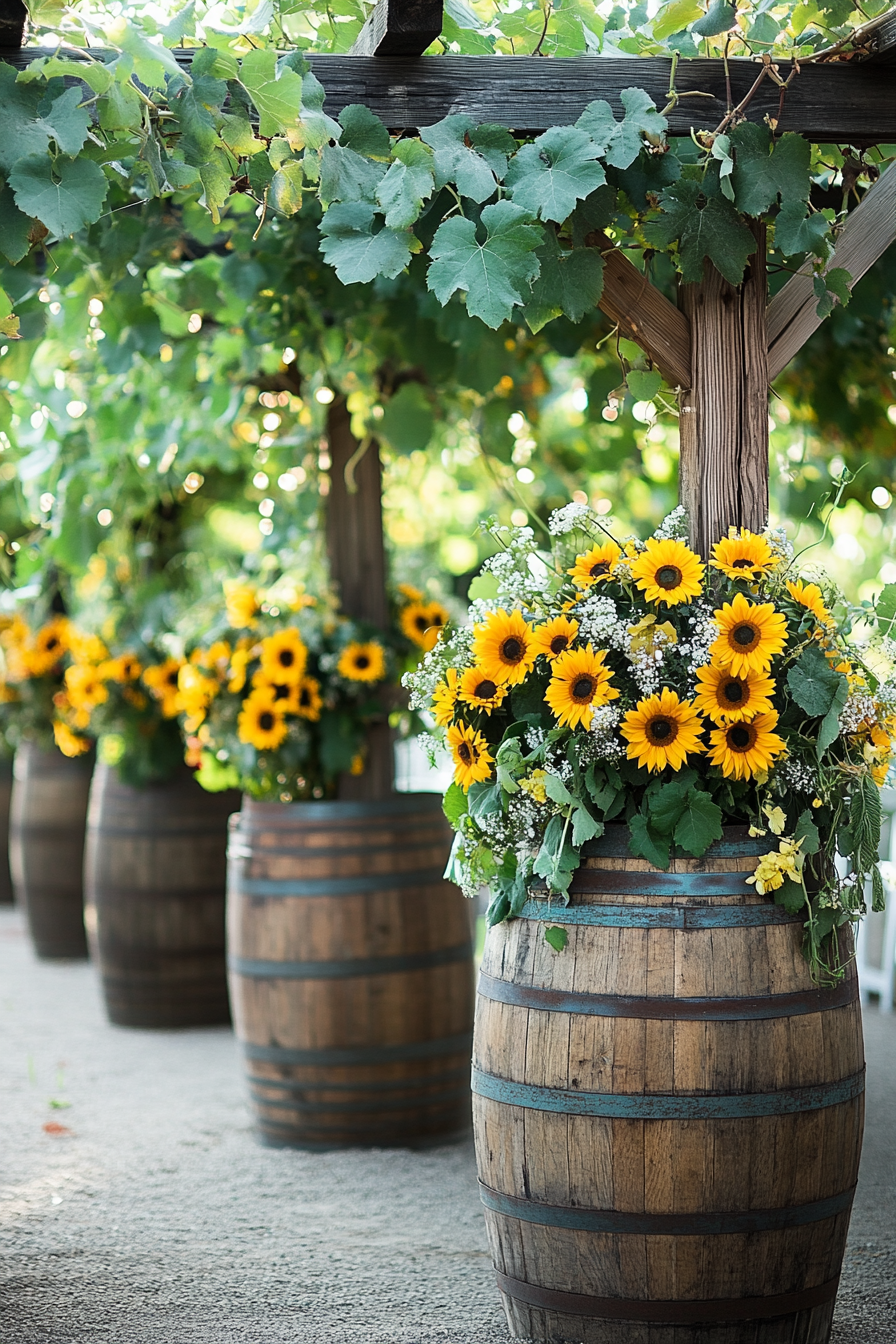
[9,741,92,958]
[0,757,13,904]
[84,762,240,1028]
[227,795,475,1149]
[473,825,864,1344]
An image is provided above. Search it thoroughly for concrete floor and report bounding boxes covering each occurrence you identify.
[0,904,894,1344]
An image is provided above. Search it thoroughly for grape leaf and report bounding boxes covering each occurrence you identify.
[198,149,232,224]
[506,126,606,223]
[0,71,90,174]
[643,178,756,284]
[522,228,603,332]
[8,154,108,239]
[775,203,832,260]
[427,200,542,328]
[376,140,435,228]
[876,583,896,632]
[544,926,568,952]
[105,16,184,86]
[812,267,852,319]
[443,780,468,826]
[319,201,414,283]
[652,0,703,39]
[0,184,35,264]
[691,0,736,36]
[319,144,387,207]
[174,74,227,166]
[628,811,670,869]
[238,49,303,138]
[269,160,305,217]
[628,369,662,400]
[674,792,723,856]
[298,71,341,151]
[379,381,434,453]
[577,89,667,171]
[729,124,810,216]
[420,116,515,203]
[338,104,391,158]
[786,645,846,717]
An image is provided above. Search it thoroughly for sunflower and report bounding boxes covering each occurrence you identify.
[710,593,788,675]
[68,629,108,665]
[786,579,832,626]
[53,720,91,758]
[397,582,424,603]
[143,658,185,717]
[446,721,494,792]
[192,640,231,676]
[251,667,301,711]
[237,692,289,750]
[532,615,579,662]
[544,645,618,731]
[710,529,776,582]
[64,663,109,712]
[337,640,386,683]
[457,666,509,714]
[295,676,323,722]
[178,663,219,721]
[101,652,142,683]
[27,618,71,676]
[400,600,449,652]
[692,663,776,724]
[707,712,785,781]
[568,541,622,589]
[431,668,459,727]
[621,688,705,773]
[260,628,307,685]
[630,538,704,607]
[224,581,259,630]
[471,609,536,686]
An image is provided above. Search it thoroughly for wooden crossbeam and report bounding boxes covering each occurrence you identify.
[350,0,443,57]
[767,161,896,380]
[589,238,692,388]
[3,47,896,142]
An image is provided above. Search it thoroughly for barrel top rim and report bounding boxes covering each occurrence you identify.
[239,793,446,821]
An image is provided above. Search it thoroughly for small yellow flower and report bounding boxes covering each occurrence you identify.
[627,615,677,657]
[763,804,787,835]
[64,663,109,713]
[295,676,323,721]
[338,640,386,683]
[53,720,91,758]
[786,580,833,627]
[142,658,185,718]
[746,838,804,896]
[518,769,548,804]
[400,600,449,651]
[27,618,71,676]
[100,652,142,683]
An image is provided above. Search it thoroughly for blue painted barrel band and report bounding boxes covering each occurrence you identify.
[230,942,473,980]
[250,1084,469,1114]
[246,1064,470,1094]
[581,828,768,860]
[518,900,800,929]
[477,972,858,1021]
[471,1066,865,1119]
[479,1182,856,1236]
[494,1270,841,1324]
[244,1031,472,1067]
[538,872,753,897]
[228,865,447,898]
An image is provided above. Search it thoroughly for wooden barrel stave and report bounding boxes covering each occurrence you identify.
[0,758,12,903]
[472,830,863,1344]
[9,742,92,958]
[85,763,238,1027]
[228,795,475,1148]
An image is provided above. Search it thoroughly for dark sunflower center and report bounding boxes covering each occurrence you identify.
[272,683,290,700]
[278,649,295,668]
[733,623,758,648]
[355,654,370,669]
[475,679,497,700]
[657,565,682,590]
[259,711,275,732]
[572,675,596,702]
[589,562,610,577]
[458,742,473,765]
[501,637,523,663]
[550,635,569,655]
[167,671,178,687]
[648,717,677,744]
[732,558,754,569]
[723,679,744,704]
[300,687,311,706]
[728,724,754,751]
[46,637,59,651]
[414,615,429,632]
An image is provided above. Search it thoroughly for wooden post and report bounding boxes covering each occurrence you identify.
[0,0,26,48]
[325,397,394,800]
[677,224,769,559]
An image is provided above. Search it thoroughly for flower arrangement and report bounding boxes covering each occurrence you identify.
[0,612,94,757]
[407,505,895,980]
[186,578,450,801]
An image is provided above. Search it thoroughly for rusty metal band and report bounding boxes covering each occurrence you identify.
[480,1182,856,1235]
[230,942,472,979]
[477,971,858,1021]
[533,871,753,897]
[243,1031,472,1067]
[86,824,228,838]
[494,1271,841,1323]
[246,1063,470,1093]
[228,865,447,898]
[251,1084,469,1114]
[471,1066,865,1119]
[518,899,800,928]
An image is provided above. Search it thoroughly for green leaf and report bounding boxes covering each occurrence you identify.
[628,812,671,869]
[571,805,602,847]
[194,751,240,793]
[849,773,882,875]
[577,89,667,171]
[691,0,736,36]
[817,674,849,760]
[467,572,500,600]
[774,875,807,915]
[652,0,703,39]
[338,103,391,158]
[644,178,756,285]
[376,140,435,229]
[98,79,142,133]
[628,369,662,401]
[674,792,723,856]
[106,17,184,85]
[238,49,303,138]
[786,645,846,718]
[0,184,35,264]
[198,149,232,224]
[248,151,275,195]
[443,780,469,826]
[468,778,503,822]
[380,381,434,454]
[298,71,341,151]
[486,888,511,926]
[420,116,515,203]
[8,154,108,239]
[427,200,543,329]
[319,143,387,207]
[0,70,90,174]
[775,204,833,261]
[812,266,852,319]
[506,126,606,223]
[794,809,820,856]
[543,772,576,807]
[544,925,568,952]
[871,863,885,913]
[646,768,697,832]
[319,201,413,284]
[523,231,603,332]
[269,160,305,216]
[174,74,227,166]
[729,125,810,217]
[876,583,896,632]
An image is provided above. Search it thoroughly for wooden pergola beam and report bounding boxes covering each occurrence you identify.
[767,160,896,380]
[3,48,896,142]
[350,0,443,57]
[590,238,692,388]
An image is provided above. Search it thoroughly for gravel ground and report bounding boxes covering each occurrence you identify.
[1,904,894,1344]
